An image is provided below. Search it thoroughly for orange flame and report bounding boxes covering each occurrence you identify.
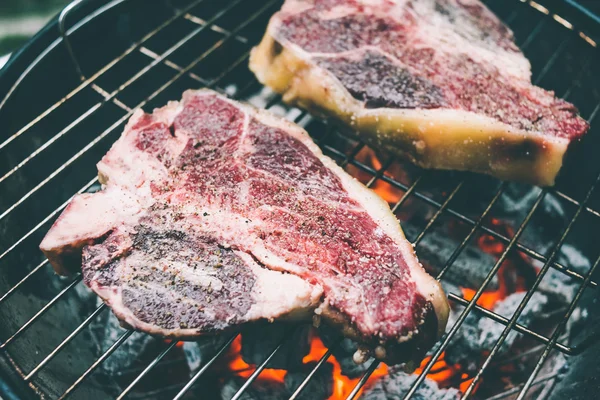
[225,336,287,383]
[302,333,388,400]
[220,331,481,399]
[460,375,480,394]
[352,147,405,205]
[221,332,388,399]
[163,339,184,348]
[414,353,460,387]
[462,218,528,309]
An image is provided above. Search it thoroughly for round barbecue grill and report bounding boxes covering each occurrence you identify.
[1,0,600,399]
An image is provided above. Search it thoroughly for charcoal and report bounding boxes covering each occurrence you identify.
[89,302,158,375]
[495,185,567,258]
[183,335,229,375]
[284,362,334,400]
[495,184,566,229]
[363,367,459,400]
[220,376,289,400]
[478,292,549,352]
[558,244,591,274]
[445,292,549,369]
[403,224,499,290]
[539,243,592,305]
[241,323,310,371]
[539,269,578,306]
[218,361,334,400]
[495,184,592,298]
[496,185,547,221]
[318,326,370,378]
[440,311,482,372]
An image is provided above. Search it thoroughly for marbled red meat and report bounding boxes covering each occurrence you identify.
[249,0,590,186]
[40,90,448,365]
[274,0,587,138]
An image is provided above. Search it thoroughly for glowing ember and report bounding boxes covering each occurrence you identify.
[350,147,405,205]
[462,219,528,309]
[225,336,286,383]
[220,331,388,399]
[302,332,388,400]
[414,353,461,388]
[460,375,479,394]
[218,329,480,399]
[164,339,184,348]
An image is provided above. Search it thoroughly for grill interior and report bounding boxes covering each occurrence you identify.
[1,0,600,399]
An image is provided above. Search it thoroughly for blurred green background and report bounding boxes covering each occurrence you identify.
[0,0,70,56]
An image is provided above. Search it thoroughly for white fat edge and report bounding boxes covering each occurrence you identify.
[360,106,572,146]
[98,142,171,189]
[183,89,254,118]
[319,4,358,19]
[40,187,145,251]
[236,101,252,156]
[99,101,187,189]
[173,195,320,291]
[236,251,323,321]
[280,0,313,15]
[152,99,184,126]
[246,240,313,277]
[91,283,143,331]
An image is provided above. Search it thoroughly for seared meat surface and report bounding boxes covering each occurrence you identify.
[40,90,448,365]
[250,0,589,185]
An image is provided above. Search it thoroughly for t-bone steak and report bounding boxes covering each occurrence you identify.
[249,0,590,186]
[40,89,449,366]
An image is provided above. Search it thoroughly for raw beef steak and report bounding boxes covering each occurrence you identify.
[249,0,590,186]
[40,90,449,366]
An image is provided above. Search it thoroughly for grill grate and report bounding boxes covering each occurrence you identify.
[0,0,600,399]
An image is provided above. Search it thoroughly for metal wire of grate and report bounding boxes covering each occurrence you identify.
[0,0,599,399]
